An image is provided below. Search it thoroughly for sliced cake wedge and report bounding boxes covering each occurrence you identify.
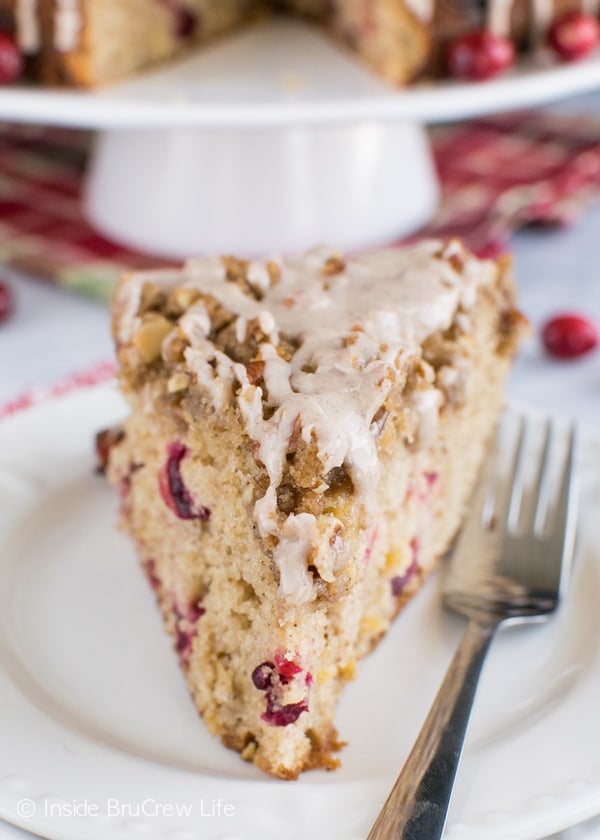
[105,239,524,779]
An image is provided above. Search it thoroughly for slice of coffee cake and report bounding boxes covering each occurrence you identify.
[106,240,524,779]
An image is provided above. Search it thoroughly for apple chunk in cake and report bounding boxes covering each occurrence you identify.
[105,239,524,779]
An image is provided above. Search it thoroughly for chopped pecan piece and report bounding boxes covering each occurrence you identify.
[321,256,346,276]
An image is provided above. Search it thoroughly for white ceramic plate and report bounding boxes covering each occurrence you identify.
[0,381,599,840]
[3,19,600,128]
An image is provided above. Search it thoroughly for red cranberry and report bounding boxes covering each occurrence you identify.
[447,29,515,80]
[262,699,308,727]
[273,653,302,682]
[542,313,598,359]
[391,538,420,597]
[0,32,23,85]
[548,12,599,61]
[251,660,310,725]
[175,8,198,38]
[159,1,199,39]
[0,281,14,323]
[252,662,276,691]
[175,625,192,656]
[424,472,439,490]
[158,441,211,521]
[143,559,161,592]
[173,600,205,662]
[187,601,205,623]
[362,525,378,565]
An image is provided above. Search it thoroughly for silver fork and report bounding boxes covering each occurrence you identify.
[367,414,578,840]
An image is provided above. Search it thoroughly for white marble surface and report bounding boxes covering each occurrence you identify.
[0,102,599,839]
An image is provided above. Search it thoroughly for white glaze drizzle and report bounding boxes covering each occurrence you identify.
[403,0,434,23]
[54,0,82,52]
[530,0,556,42]
[487,0,575,41]
[118,241,497,603]
[412,388,442,448]
[487,0,516,38]
[16,0,40,53]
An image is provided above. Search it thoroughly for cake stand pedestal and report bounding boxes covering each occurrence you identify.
[85,121,438,256]
[1,18,600,255]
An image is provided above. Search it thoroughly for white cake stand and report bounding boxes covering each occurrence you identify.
[3,18,600,256]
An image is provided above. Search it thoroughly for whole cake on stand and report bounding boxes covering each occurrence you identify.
[6,0,599,86]
[0,2,598,256]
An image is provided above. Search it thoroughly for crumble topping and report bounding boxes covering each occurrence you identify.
[114,240,497,603]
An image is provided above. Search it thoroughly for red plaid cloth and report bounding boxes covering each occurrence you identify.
[0,125,173,298]
[0,112,599,299]
[414,113,600,257]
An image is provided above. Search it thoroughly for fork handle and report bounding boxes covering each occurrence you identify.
[367,619,497,840]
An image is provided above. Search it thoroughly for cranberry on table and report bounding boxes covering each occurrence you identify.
[447,29,515,81]
[0,281,14,323]
[548,12,600,62]
[542,313,599,359]
[0,31,23,85]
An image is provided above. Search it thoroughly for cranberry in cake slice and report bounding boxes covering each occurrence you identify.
[106,239,524,779]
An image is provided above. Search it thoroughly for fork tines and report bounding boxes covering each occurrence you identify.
[485,414,577,600]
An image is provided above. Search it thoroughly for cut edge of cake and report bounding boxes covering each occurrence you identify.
[104,239,526,779]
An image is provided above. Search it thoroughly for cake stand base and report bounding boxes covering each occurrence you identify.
[84,121,439,258]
